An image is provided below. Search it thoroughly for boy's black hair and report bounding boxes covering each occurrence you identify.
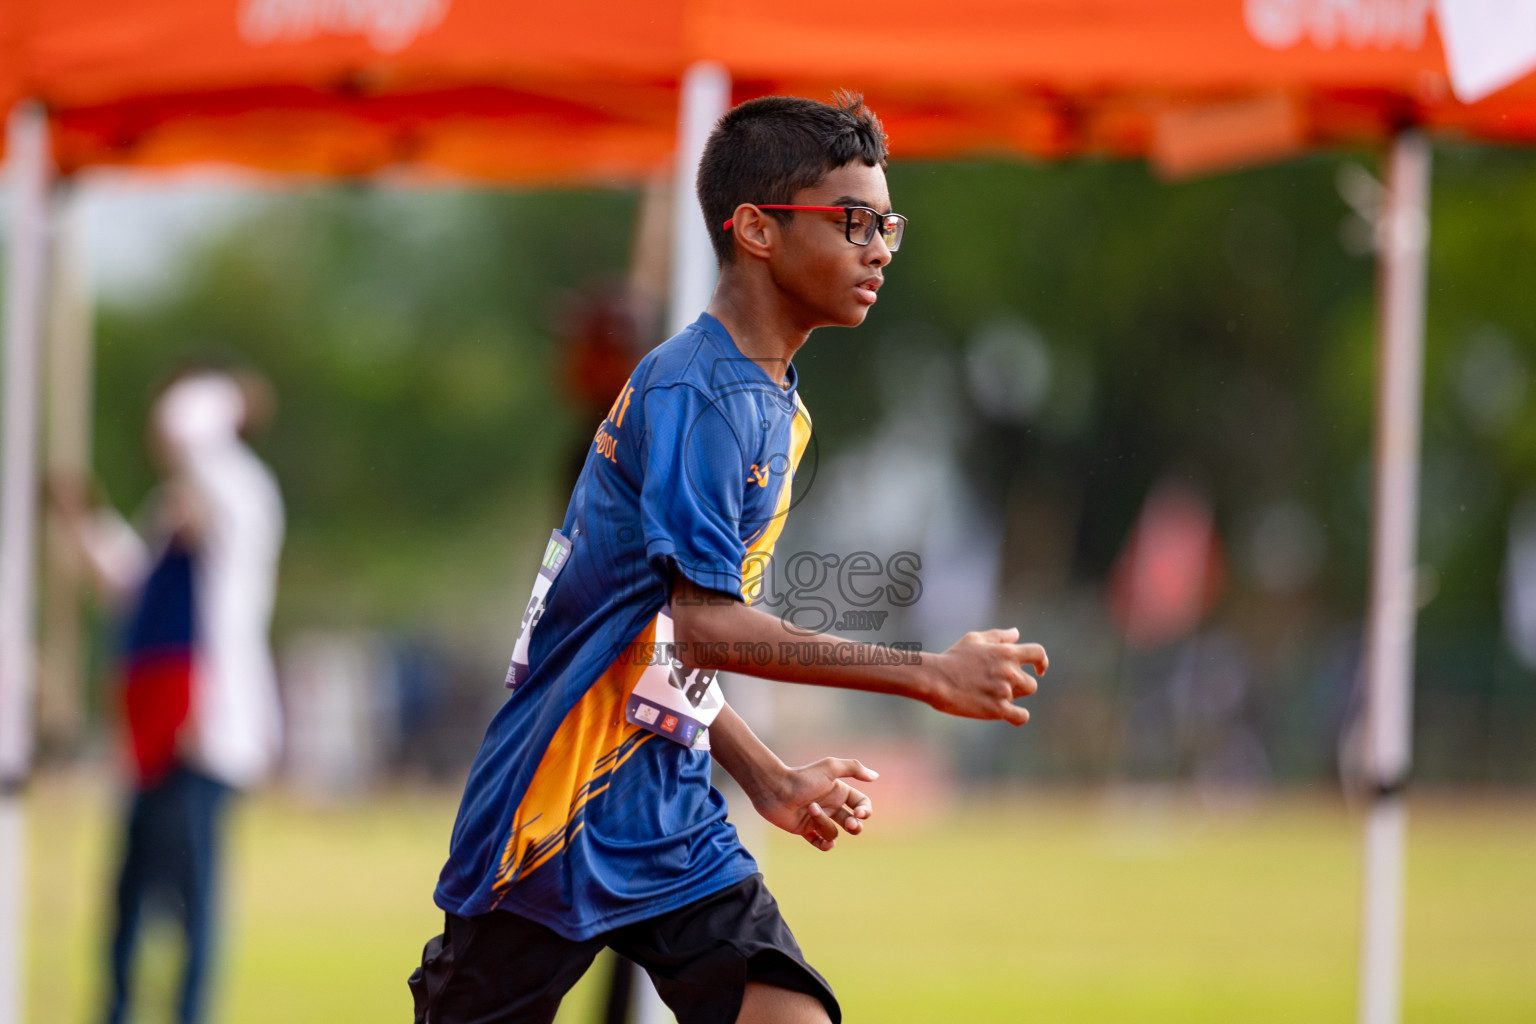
[697,92,888,265]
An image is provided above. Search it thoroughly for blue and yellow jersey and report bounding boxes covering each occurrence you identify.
[435,313,812,939]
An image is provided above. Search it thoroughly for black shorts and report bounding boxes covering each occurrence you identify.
[409,873,839,1024]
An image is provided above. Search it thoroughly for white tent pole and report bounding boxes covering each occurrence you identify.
[1,101,53,1024]
[1357,129,1431,1024]
[39,184,95,754]
[667,61,730,336]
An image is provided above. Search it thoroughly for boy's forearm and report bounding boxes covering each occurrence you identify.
[671,575,936,706]
[708,703,786,801]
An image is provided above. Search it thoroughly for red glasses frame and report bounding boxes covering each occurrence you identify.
[721,205,906,251]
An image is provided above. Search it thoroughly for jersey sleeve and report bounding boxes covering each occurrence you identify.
[639,383,750,598]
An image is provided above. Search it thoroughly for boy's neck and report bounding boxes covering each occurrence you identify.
[704,270,811,388]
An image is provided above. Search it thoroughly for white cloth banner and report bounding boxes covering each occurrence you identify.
[1436,0,1536,102]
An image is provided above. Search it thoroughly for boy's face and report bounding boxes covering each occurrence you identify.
[769,161,893,329]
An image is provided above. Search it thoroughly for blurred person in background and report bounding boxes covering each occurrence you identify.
[557,281,651,495]
[51,365,285,1024]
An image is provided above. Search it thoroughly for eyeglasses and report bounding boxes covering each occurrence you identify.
[721,205,906,252]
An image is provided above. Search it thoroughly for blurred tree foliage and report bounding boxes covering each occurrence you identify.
[821,156,1377,579]
[800,149,1536,612]
[800,146,1536,783]
[94,188,636,641]
[80,144,1536,779]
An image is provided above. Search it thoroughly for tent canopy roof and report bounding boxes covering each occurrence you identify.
[3,0,1534,181]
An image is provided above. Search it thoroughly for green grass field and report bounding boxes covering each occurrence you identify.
[25,773,1536,1023]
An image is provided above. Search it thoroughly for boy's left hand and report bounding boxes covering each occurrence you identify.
[750,758,878,852]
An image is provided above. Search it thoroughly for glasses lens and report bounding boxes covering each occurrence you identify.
[844,207,877,245]
[881,214,906,252]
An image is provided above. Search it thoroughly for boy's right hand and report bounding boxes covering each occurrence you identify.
[749,757,878,852]
[923,628,1047,726]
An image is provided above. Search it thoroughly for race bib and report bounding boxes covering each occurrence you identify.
[625,609,723,749]
[504,530,573,690]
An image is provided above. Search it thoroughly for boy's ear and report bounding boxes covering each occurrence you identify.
[728,204,776,261]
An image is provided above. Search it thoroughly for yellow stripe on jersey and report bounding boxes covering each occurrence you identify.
[491,619,658,900]
[741,393,812,600]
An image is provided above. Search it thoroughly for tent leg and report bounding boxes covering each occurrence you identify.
[39,186,95,756]
[1357,130,1431,1024]
[0,101,53,1024]
[667,61,730,336]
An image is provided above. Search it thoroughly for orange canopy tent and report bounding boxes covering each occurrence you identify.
[2,0,1536,179]
[3,5,1535,1024]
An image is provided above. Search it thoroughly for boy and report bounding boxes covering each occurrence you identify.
[413,94,1048,1024]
